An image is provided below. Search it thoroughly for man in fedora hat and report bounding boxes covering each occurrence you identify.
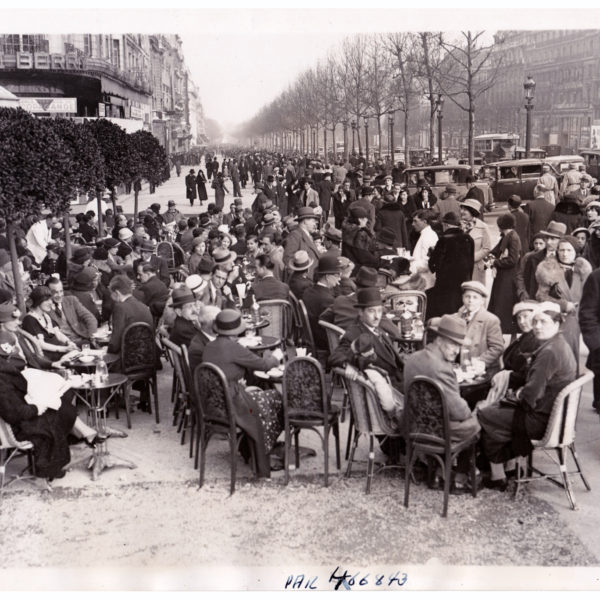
[459,197,490,284]
[287,250,314,300]
[252,254,289,301]
[332,179,355,229]
[322,226,342,259]
[186,169,197,206]
[523,185,554,237]
[515,220,567,300]
[508,194,531,257]
[133,239,170,286]
[372,227,398,261]
[258,232,285,280]
[375,191,409,251]
[537,163,559,206]
[427,211,475,319]
[282,207,321,279]
[348,186,377,233]
[162,200,183,225]
[436,184,462,218]
[168,287,201,348]
[302,255,342,351]
[404,314,481,492]
[329,287,404,390]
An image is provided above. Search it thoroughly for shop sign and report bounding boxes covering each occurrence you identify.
[0,52,85,70]
[19,97,77,113]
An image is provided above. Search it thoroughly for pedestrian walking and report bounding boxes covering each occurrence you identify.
[196,169,208,204]
[212,172,229,210]
[185,169,198,206]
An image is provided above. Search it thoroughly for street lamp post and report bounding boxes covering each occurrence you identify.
[388,111,395,163]
[524,75,536,158]
[364,117,369,160]
[351,120,357,153]
[435,94,444,164]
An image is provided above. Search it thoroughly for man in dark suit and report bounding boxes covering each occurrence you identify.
[133,240,170,287]
[464,176,485,204]
[523,187,555,237]
[318,172,334,223]
[332,180,356,229]
[329,287,404,390]
[579,268,600,411]
[133,263,170,319]
[348,186,377,233]
[508,195,531,256]
[169,288,201,348]
[252,255,290,301]
[188,305,221,373]
[282,207,321,279]
[108,275,154,356]
[286,251,314,300]
[302,255,342,351]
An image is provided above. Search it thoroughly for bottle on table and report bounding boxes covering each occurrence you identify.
[96,358,109,384]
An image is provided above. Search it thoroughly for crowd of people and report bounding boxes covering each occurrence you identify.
[0,146,598,495]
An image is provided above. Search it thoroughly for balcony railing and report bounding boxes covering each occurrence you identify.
[83,57,152,94]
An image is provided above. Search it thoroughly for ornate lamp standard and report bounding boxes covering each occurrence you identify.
[351,119,357,153]
[524,75,536,158]
[435,94,444,164]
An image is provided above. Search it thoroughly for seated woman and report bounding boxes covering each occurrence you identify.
[477,302,577,491]
[0,331,104,480]
[21,286,77,362]
[202,309,283,478]
[535,235,592,360]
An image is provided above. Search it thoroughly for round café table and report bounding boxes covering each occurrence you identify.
[68,373,136,481]
[458,371,493,410]
[238,335,281,353]
[62,352,119,373]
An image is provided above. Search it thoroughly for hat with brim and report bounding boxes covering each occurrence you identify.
[262,213,275,225]
[118,228,133,241]
[141,240,156,253]
[213,309,247,336]
[296,207,317,221]
[197,256,215,274]
[171,288,196,309]
[572,227,591,238]
[377,227,396,247]
[212,248,237,265]
[185,274,205,293]
[585,201,600,212]
[428,314,470,345]
[513,300,539,316]
[461,280,488,298]
[324,227,342,243]
[103,237,120,249]
[168,200,176,207]
[72,247,92,265]
[355,266,378,288]
[539,221,567,238]
[459,198,482,216]
[317,255,342,275]
[288,250,314,272]
[353,287,383,308]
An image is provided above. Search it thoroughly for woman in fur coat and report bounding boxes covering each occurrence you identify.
[535,235,592,359]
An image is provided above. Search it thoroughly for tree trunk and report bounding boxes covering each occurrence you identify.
[404,110,410,168]
[134,188,139,222]
[323,126,327,161]
[377,117,382,158]
[468,101,475,169]
[7,223,25,314]
[110,187,117,214]
[63,212,71,272]
[331,126,336,163]
[357,119,363,154]
[96,191,104,237]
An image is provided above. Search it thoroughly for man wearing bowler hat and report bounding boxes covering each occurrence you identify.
[168,287,201,348]
[282,207,321,279]
[404,314,481,492]
[322,227,342,259]
[302,255,342,352]
[329,287,404,390]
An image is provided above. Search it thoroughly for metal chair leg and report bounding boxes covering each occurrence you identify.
[346,429,359,477]
[123,382,132,429]
[442,459,452,518]
[345,413,354,460]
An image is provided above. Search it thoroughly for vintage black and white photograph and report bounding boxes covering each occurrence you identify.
[1,5,600,592]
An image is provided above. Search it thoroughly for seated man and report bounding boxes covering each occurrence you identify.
[252,254,289,301]
[107,274,154,357]
[46,276,97,346]
[133,263,170,319]
[452,280,504,376]
[329,288,404,391]
[168,288,201,348]
[188,304,221,373]
[403,314,481,492]
[286,251,314,301]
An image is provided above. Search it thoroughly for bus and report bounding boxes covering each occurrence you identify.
[474,133,520,162]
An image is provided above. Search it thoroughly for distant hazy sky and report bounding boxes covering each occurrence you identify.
[3,5,599,134]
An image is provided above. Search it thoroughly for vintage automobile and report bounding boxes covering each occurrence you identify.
[578,149,600,181]
[402,164,494,207]
[485,155,585,203]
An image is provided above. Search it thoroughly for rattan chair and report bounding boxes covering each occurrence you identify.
[283,357,341,487]
[193,362,256,494]
[404,376,479,518]
[297,298,318,357]
[163,339,193,449]
[120,322,159,428]
[0,417,36,493]
[514,370,593,510]
[334,366,404,494]
[257,299,294,353]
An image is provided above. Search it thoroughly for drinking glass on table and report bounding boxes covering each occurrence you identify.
[81,343,91,356]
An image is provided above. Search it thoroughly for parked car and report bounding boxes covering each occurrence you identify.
[486,155,585,203]
[402,164,493,206]
[579,149,600,180]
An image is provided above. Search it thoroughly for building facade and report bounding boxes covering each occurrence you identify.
[0,33,205,154]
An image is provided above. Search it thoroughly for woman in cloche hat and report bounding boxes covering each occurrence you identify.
[201,308,285,478]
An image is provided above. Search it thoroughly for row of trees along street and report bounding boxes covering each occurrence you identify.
[0,107,170,311]
[236,31,501,168]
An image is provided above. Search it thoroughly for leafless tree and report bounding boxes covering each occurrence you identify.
[435,31,503,166]
[383,31,421,167]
